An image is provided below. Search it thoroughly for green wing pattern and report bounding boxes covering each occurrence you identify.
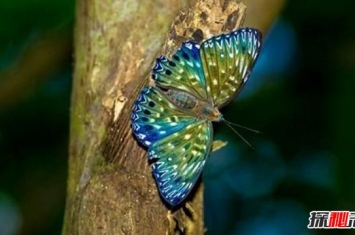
[148,121,213,205]
[200,28,262,107]
[152,42,208,100]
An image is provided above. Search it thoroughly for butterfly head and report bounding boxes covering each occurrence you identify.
[201,105,223,122]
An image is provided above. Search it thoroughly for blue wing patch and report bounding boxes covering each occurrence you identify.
[131,86,197,147]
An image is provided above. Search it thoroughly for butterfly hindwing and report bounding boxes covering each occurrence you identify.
[200,28,262,107]
[152,42,207,100]
[148,121,213,206]
[131,86,197,147]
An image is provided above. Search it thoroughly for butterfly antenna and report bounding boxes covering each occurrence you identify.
[223,121,255,150]
[222,119,262,134]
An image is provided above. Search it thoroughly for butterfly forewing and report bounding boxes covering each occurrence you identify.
[152,42,208,100]
[148,121,213,206]
[200,28,262,107]
[131,87,197,147]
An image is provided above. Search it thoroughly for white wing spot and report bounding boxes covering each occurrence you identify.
[168,143,174,148]
[144,140,151,145]
[137,134,146,139]
[185,43,193,49]
[184,134,192,140]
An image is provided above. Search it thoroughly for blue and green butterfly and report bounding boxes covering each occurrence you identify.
[131,28,262,206]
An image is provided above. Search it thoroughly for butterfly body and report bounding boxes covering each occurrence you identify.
[131,28,262,206]
[165,88,222,122]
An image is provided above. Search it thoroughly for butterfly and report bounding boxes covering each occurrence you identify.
[131,28,262,206]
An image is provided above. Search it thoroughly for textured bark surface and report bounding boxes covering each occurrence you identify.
[62,0,249,234]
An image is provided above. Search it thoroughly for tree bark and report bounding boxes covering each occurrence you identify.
[62,0,282,234]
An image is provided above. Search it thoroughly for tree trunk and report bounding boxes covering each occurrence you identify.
[62,0,283,234]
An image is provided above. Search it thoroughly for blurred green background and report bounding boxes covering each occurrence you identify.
[0,0,354,234]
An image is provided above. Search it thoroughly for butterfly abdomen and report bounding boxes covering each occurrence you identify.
[166,89,198,110]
